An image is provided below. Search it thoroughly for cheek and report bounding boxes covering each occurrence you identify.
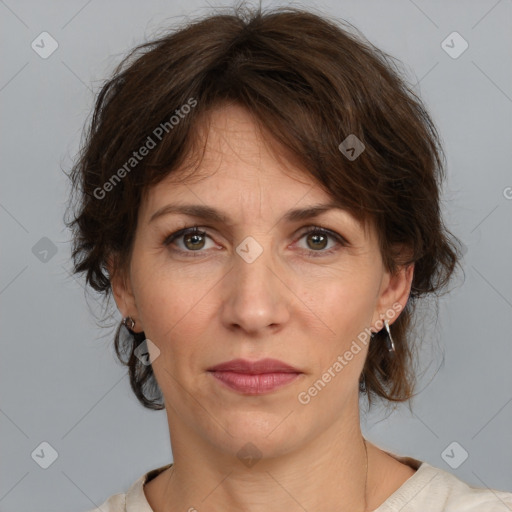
[136,280,214,405]
[300,270,378,341]
[293,275,377,395]
[301,281,375,396]
[133,267,218,361]
[133,245,209,319]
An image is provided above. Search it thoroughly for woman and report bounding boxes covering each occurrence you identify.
[66,4,512,511]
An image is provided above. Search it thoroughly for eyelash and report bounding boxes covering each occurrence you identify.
[162,225,347,258]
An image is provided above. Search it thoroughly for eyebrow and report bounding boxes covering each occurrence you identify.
[148,201,348,225]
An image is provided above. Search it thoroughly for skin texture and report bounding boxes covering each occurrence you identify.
[110,103,416,512]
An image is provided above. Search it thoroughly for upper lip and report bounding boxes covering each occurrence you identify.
[207,358,301,374]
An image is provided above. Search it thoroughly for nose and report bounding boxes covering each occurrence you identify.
[219,239,291,335]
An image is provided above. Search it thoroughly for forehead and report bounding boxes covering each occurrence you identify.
[138,103,372,240]
[142,104,330,210]
[171,103,317,185]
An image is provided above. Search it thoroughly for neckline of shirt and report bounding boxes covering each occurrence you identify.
[125,457,438,511]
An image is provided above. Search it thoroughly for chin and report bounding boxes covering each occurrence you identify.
[210,411,303,459]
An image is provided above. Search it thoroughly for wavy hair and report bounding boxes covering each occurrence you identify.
[65,3,463,411]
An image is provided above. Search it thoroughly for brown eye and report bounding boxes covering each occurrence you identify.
[183,232,206,250]
[163,226,213,255]
[306,231,328,250]
[296,227,346,256]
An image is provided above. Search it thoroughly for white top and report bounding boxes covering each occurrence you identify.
[86,453,512,512]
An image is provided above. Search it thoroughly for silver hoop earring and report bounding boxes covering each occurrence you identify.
[122,316,135,331]
[384,319,396,352]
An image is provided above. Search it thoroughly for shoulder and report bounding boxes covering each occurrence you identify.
[84,491,126,512]
[376,461,512,512]
[82,463,172,512]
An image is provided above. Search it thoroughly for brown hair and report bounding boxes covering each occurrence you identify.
[64,3,463,411]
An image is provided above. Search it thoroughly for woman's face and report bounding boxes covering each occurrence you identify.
[111,103,412,460]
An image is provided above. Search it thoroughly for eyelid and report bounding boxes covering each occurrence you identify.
[295,225,349,246]
[162,226,210,246]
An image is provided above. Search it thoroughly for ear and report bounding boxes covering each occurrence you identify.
[370,261,414,331]
[107,253,143,333]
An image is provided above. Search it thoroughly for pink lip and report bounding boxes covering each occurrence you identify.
[207,358,300,373]
[207,358,302,395]
[210,372,301,394]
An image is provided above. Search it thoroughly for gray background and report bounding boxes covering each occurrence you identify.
[1,0,511,510]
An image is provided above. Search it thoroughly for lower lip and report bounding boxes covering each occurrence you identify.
[209,371,301,394]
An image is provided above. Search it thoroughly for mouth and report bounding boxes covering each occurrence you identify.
[207,358,303,395]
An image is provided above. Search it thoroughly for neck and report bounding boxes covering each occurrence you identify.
[154,411,371,512]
